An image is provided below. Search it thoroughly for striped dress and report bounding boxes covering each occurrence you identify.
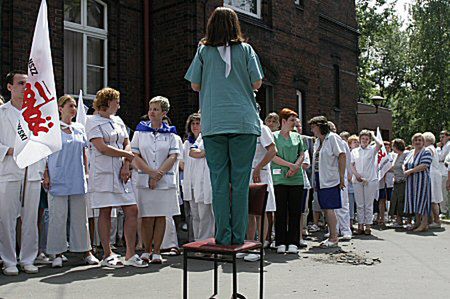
[404,148,432,215]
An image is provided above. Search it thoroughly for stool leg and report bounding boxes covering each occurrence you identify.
[232,254,237,299]
[184,251,188,299]
[260,248,264,299]
[214,256,218,296]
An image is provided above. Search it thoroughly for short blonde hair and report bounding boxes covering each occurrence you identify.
[58,94,75,107]
[93,87,120,111]
[359,129,372,140]
[411,133,425,143]
[149,96,170,112]
[347,135,359,147]
[422,132,436,144]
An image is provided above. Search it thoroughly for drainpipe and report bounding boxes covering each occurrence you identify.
[0,0,4,87]
[144,0,151,101]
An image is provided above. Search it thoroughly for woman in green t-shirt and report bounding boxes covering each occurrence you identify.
[184,7,264,245]
[271,108,306,254]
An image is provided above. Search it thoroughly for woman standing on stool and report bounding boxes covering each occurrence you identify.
[184,7,264,245]
[131,96,181,263]
[44,95,98,268]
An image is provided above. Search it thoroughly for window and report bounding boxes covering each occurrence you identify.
[224,0,261,19]
[333,64,340,109]
[255,84,273,119]
[296,90,303,123]
[64,0,107,99]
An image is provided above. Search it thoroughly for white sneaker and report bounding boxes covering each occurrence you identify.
[62,255,68,262]
[277,245,286,254]
[52,257,63,268]
[299,239,308,248]
[309,224,320,232]
[324,232,330,238]
[429,222,441,229]
[20,264,39,274]
[263,240,270,248]
[3,266,19,276]
[341,235,352,241]
[236,252,247,259]
[244,253,260,262]
[123,254,148,268]
[287,245,299,254]
[84,255,100,265]
[35,253,51,265]
[270,241,277,249]
[140,252,151,263]
[150,253,162,264]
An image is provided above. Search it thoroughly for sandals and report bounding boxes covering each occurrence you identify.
[123,254,148,268]
[151,254,163,264]
[101,255,124,268]
[319,239,339,248]
[364,228,372,235]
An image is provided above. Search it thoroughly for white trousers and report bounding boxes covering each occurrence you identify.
[441,176,449,213]
[161,217,178,249]
[0,180,40,268]
[336,188,352,236]
[46,194,91,254]
[353,181,378,225]
[190,201,215,241]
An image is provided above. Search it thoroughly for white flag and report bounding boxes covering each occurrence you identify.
[76,89,87,126]
[13,0,61,169]
[376,127,392,181]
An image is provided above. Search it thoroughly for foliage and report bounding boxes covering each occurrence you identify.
[356,0,450,141]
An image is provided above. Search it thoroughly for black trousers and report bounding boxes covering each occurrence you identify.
[274,185,304,247]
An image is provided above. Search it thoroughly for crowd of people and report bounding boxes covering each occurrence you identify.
[1,7,450,277]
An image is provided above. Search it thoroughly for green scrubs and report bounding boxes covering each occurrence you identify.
[185,43,264,245]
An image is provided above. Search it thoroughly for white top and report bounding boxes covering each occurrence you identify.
[191,134,212,204]
[438,141,450,176]
[385,152,395,188]
[427,145,441,176]
[252,122,274,170]
[303,151,311,189]
[130,130,180,190]
[0,102,45,182]
[351,145,378,183]
[86,115,129,193]
[312,132,346,188]
[182,139,196,201]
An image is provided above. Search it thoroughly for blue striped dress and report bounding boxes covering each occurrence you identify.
[404,148,432,215]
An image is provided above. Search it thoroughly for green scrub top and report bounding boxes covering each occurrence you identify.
[184,42,264,137]
[272,131,307,186]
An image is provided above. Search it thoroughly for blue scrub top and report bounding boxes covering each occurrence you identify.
[184,42,264,137]
[48,123,88,196]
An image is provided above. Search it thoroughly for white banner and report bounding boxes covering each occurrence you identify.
[376,127,392,181]
[76,89,88,127]
[14,0,61,169]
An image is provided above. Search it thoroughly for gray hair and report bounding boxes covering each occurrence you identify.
[149,96,170,112]
[423,132,436,144]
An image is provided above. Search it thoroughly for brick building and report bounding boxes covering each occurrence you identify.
[1,0,359,135]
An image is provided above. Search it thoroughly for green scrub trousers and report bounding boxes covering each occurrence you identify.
[203,134,257,245]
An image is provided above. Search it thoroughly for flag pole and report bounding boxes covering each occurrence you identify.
[21,167,28,208]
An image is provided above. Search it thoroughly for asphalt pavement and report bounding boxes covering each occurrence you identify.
[1,224,450,299]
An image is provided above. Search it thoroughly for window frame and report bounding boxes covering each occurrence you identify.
[224,0,262,19]
[296,90,303,124]
[64,0,108,100]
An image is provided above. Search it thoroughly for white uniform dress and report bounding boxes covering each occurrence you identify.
[130,124,181,217]
[427,145,443,203]
[0,101,45,268]
[251,122,276,212]
[85,115,136,208]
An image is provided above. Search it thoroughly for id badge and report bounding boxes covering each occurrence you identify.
[272,169,282,175]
